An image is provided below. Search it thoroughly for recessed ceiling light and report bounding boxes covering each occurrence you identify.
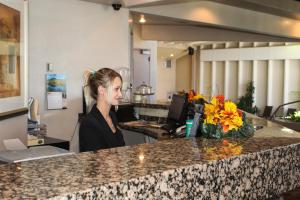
[170,54,174,57]
[139,15,146,23]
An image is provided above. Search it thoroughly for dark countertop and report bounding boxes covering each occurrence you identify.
[119,101,170,109]
[0,115,300,199]
[132,101,170,109]
[120,113,300,140]
[119,122,170,140]
[273,118,300,132]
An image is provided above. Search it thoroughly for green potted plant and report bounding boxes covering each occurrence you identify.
[237,81,257,114]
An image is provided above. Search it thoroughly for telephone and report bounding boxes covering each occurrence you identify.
[162,124,186,137]
[174,125,186,137]
[175,125,186,134]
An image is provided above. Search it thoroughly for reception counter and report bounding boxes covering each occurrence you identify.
[0,116,300,199]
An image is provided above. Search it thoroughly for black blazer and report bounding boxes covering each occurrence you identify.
[79,104,125,152]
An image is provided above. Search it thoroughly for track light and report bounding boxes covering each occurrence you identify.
[139,15,146,23]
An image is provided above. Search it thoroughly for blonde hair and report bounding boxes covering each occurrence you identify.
[88,68,122,100]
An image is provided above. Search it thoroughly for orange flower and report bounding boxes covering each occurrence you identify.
[222,139,229,146]
[188,90,195,102]
[237,109,242,117]
[215,95,225,103]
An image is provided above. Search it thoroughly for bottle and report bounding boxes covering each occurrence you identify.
[185,109,194,138]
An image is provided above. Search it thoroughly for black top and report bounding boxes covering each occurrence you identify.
[79,104,125,152]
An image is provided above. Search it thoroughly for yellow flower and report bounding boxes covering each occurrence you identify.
[219,101,243,132]
[211,97,219,106]
[204,103,220,125]
[192,94,204,101]
[224,101,237,113]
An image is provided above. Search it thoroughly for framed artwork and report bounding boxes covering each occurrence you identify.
[0,0,27,116]
[46,74,68,109]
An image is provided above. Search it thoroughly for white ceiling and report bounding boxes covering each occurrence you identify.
[157,46,184,60]
[80,0,199,8]
[81,0,300,20]
[81,0,300,45]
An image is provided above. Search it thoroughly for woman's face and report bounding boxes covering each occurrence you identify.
[104,77,123,105]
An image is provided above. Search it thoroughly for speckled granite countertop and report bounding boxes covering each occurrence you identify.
[0,116,300,199]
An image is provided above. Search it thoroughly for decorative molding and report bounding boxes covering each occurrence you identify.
[199,61,204,93]
[211,61,216,96]
[198,43,300,112]
[224,61,229,99]
[267,60,273,106]
[201,45,300,61]
[237,60,243,97]
[283,59,290,112]
[252,60,258,106]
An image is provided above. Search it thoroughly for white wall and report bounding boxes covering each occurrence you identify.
[199,43,300,114]
[0,115,27,151]
[28,0,130,150]
[175,55,192,92]
[255,61,268,110]
[156,56,175,101]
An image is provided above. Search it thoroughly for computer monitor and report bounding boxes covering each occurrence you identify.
[167,94,188,126]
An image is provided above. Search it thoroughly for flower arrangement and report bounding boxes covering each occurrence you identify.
[187,90,207,115]
[200,95,255,139]
[290,111,300,122]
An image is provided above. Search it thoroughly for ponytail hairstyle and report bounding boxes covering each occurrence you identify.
[88,68,122,100]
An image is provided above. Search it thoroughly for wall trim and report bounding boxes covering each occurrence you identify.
[0,108,28,121]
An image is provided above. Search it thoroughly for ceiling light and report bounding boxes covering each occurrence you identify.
[139,15,146,23]
[170,54,174,57]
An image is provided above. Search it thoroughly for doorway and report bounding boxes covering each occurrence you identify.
[133,49,151,90]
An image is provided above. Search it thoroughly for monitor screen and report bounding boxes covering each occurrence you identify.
[167,94,188,125]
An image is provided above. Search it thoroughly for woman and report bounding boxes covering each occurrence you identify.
[79,68,125,152]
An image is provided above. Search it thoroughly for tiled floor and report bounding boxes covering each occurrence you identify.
[283,187,300,199]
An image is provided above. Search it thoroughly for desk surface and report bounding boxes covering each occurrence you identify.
[28,136,70,150]
[0,115,300,199]
[119,121,170,140]
[272,118,300,132]
[0,146,74,163]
